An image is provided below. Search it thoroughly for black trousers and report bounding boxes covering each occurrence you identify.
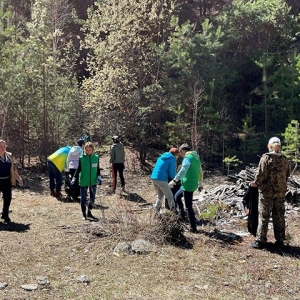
[0,178,12,219]
[69,169,80,199]
[111,163,125,190]
[177,190,196,231]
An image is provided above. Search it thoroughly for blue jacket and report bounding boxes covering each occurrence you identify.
[150,152,176,182]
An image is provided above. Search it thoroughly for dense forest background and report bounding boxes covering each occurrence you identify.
[1,0,300,171]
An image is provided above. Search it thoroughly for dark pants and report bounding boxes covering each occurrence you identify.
[47,161,62,193]
[80,185,97,217]
[69,169,80,199]
[177,190,197,231]
[0,178,12,220]
[111,163,125,191]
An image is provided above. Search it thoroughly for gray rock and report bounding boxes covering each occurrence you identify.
[113,242,131,255]
[0,282,8,290]
[36,276,50,285]
[20,284,38,291]
[131,238,153,254]
[77,275,90,284]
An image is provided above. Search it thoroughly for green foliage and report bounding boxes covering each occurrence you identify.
[200,202,220,221]
[223,155,242,176]
[282,120,300,165]
[82,0,176,161]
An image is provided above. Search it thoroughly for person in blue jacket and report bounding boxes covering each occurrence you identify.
[150,148,179,213]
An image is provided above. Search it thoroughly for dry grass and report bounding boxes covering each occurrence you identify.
[1,152,300,300]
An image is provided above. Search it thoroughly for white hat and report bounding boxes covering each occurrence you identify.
[268,137,281,145]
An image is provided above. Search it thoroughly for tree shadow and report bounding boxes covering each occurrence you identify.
[0,221,31,233]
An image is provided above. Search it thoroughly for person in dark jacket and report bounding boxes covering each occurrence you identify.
[151,148,179,213]
[109,136,125,193]
[74,142,101,220]
[249,137,291,249]
[0,139,23,223]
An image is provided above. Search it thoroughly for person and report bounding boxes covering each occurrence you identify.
[47,145,71,198]
[74,142,101,220]
[169,143,202,233]
[165,148,181,210]
[0,139,23,223]
[65,138,85,200]
[110,135,125,193]
[248,137,291,249]
[151,148,179,213]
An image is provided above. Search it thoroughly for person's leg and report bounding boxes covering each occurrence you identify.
[111,164,117,192]
[175,188,185,218]
[1,179,12,222]
[80,186,88,219]
[118,163,125,188]
[152,180,164,212]
[88,185,97,218]
[158,181,175,211]
[54,167,63,194]
[70,169,80,199]
[184,191,196,232]
[272,197,285,243]
[256,195,272,243]
[47,161,56,195]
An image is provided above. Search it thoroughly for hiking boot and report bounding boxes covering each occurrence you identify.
[50,190,56,197]
[248,241,264,249]
[87,210,96,219]
[190,228,199,234]
[82,214,87,221]
[55,191,63,198]
[2,217,11,223]
[120,186,125,192]
[274,240,284,248]
[107,189,115,195]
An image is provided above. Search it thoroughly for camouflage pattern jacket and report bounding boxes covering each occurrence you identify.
[255,152,291,198]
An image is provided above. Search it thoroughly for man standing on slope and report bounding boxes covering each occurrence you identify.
[249,137,290,249]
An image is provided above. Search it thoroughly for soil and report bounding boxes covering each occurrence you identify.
[1,147,300,299]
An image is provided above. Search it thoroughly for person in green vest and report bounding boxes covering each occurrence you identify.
[74,142,101,220]
[169,143,203,233]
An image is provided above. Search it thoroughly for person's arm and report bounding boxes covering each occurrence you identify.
[97,157,101,176]
[169,157,191,187]
[66,152,71,172]
[110,145,115,164]
[174,157,191,181]
[73,160,81,180]
[251,155,267,187]
[14,170,23,186]
[169,158,176,180]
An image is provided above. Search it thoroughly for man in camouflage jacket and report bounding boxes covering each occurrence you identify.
[249,137,291,249]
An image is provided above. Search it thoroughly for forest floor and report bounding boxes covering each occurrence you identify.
[1,147,300,300]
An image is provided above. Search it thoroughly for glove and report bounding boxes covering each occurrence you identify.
[168,179,177,188]
[198,182,203,192]
[70,178,76,186]
[97,176,102,185]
